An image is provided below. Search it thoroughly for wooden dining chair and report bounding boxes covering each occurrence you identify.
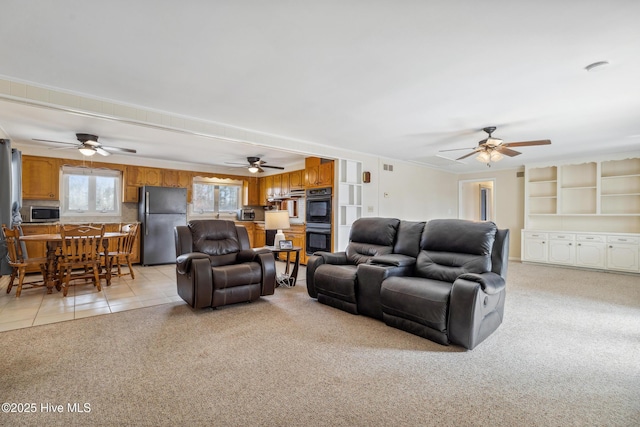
[58,224,105,297]
[1,224,48,297]
[109,222,139,279]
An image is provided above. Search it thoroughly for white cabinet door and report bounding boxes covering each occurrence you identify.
[548,240,575,265]
[607,244,639,272]
[576,242,606,269]
[522,233,548,262]
[548,233,575,265]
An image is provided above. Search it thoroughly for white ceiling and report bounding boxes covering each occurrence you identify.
[1,1,639,174]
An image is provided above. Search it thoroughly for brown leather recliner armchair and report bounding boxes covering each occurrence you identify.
[175,220,276,309]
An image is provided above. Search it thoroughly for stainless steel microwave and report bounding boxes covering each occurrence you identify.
[29,206,60,222]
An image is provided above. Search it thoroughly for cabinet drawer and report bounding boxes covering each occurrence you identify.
[576,234,606,243]
[524,232,548,239]
[549,233,574,241]
[607,235,639,245]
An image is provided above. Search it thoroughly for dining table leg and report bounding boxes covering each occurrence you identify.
[44,241,61,294]
[102,239,112,286]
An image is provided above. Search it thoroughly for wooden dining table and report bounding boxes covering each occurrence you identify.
[19,232,127,294]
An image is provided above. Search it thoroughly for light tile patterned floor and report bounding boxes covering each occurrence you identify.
[0,264,182,332]
[0,261,299,332]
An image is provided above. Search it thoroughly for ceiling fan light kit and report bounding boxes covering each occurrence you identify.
[476,149,503,166]
[78,145,97,156]
[33,133,137,157]
[225,156,285,173]
[438,126,551,167]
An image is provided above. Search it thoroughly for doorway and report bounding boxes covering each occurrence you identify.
[459,178,496,222]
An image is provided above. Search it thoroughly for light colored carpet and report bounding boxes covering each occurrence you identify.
[1,262,639,426]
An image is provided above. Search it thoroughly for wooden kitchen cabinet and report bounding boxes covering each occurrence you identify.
[264,176,274,201]
[246,177,260,206]
[289,170,304,190]
[254,223,266,248]
[22,156,60,200]
[163,169,191,188]
[162,169,192,202]
[123,166,163,202]
[305,157,334,189]
[272,174,282,198]
[236,221,255,248]
[280,173,290,197]
[277,224,306,264]
[259,177,267,206]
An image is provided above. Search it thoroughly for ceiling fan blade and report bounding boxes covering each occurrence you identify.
[261,165,285,170]
[503,139,551,147]
[496,146,521,157]
[439,147,476,152]
[95,147,111,156]
[456,150,480,160]
[101,145,137,154]
[49,145,77,151]
[33,138,77,146]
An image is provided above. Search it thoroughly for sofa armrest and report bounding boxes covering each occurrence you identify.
[368,254,416,267]
[237,249,257,263]
[356,262,416,320]
[176,252,210,275]
[315,251,348,265]
[175,255,214,309]
[457,272,505,295]
[255,251,276,296]
[306,252,347,299]
[449,272,507,349]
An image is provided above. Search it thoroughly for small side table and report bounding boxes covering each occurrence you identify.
[264,246,302,287]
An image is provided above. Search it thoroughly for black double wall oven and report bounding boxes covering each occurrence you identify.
[305,187,332,255]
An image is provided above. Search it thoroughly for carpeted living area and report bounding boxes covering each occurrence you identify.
[1,261,638,426]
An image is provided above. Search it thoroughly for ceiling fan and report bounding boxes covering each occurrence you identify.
[33,133,137,157]
[440,126,551,166]
[225,156,285,173]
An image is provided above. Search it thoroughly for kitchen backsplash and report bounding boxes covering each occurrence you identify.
[20,200,138,224]
[20,201,302,224]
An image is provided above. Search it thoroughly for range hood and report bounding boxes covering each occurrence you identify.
[267,189,305,201]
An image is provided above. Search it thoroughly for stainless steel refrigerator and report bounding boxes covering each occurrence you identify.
[1,140,22,275]
[138,186,187,265]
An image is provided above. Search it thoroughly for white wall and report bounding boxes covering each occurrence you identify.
[360,157,458,221]
[460,180,494,221]
[457,167,525,259]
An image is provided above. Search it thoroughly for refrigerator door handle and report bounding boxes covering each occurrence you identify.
[145,191,150,236]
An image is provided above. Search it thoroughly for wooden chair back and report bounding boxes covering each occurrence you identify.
[59,224,104,263]
[2,224,24,265]
[1,224,47,297]
[109,222,139,279]
[58,224,105,296]
[119,222,139,254]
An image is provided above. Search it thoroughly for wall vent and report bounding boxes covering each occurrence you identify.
[383,163,394,172]
[517,171,524,178]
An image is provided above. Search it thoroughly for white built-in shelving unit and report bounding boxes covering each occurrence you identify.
[522,154,640,273]
[336,159,363,251]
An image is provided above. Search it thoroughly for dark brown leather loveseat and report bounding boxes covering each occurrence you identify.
[306,217,509,350]
[175,220,276,309]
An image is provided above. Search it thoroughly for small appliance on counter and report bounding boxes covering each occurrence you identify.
[29,206,60,223]
[238,208,255,221]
